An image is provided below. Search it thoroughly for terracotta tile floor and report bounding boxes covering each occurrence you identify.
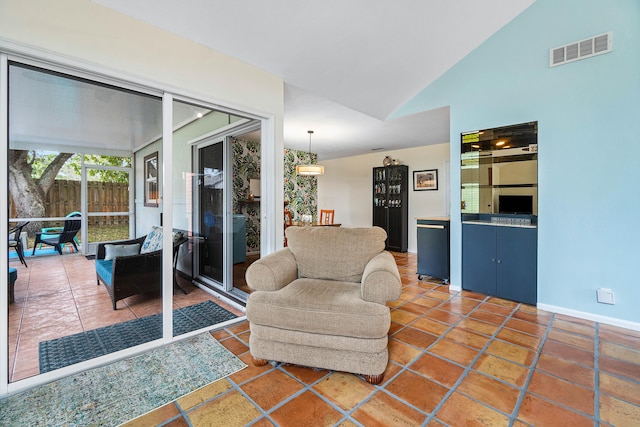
[8,254,244,382]
[121,252,640,427]
[10,252,640,426]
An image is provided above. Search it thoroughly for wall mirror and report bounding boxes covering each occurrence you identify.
[461,122,538,215]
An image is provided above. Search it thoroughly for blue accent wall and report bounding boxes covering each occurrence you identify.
[394,0,640,323]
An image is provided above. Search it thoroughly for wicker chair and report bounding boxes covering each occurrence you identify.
[95,229,188,309]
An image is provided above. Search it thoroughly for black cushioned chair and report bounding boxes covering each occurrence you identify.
[9,221,29,267]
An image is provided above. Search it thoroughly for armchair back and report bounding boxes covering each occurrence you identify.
[285,226,387,282]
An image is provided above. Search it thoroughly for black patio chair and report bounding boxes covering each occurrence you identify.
[9,221,30,267]
[33,213,81,255]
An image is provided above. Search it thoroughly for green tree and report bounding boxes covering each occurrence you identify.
[9,150,73,234]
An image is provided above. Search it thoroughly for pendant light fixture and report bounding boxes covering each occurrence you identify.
[295,130,324,176]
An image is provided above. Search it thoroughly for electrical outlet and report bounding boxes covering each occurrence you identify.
[597,288,615,305]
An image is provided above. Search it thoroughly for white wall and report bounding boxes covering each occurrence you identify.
[0,0,283,117]
[318,143,450,252]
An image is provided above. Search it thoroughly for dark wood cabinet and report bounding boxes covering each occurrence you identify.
[373,165,408,252]
[462,222,537,305]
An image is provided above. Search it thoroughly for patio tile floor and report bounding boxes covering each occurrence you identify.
[8,253,243,382]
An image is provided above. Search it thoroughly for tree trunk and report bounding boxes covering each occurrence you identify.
[8,150,72,235]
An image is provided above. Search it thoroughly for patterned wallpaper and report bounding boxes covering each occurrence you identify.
[232,139,319,254]
[284,148,318,222]
[232,138,260,253]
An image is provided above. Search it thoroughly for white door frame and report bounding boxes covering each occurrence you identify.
[81,164,134,255]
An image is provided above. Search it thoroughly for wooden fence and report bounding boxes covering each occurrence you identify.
[10,180,130,227]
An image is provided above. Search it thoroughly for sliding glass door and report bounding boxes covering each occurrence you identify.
[6,61,162,383]
[3,54,267,395]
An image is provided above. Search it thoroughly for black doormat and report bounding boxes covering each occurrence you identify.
[38,301,238,373]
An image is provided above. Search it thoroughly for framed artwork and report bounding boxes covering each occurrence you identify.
[413,169,438,191]
[144,152,159,207]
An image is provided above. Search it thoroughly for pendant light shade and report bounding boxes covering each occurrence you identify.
[295,164,325,175]
[295,130,324,176]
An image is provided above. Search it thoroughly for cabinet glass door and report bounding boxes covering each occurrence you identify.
[372,167,386,229]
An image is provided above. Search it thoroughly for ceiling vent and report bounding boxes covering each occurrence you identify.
[550,32,612,67]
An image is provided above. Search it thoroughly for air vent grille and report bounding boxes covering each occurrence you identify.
[550,32,612,67]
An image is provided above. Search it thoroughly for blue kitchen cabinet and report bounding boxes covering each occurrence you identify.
[462,222,537,305]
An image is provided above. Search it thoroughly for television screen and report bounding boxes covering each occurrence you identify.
[498,195,533,214]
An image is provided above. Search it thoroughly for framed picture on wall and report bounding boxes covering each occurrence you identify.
[413,169,438,191]
[144,152,159,207]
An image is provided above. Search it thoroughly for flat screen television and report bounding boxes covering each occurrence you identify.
[498,195,533,215]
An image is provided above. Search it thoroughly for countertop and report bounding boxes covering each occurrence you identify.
[462,220,537,229]
[416,217,450,221]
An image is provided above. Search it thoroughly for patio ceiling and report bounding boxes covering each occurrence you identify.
[8,64,209,156]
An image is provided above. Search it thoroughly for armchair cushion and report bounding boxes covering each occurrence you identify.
[95,259,113,287]
[247,278,390,338]
[286,226,387,283]
[104,243,140,261]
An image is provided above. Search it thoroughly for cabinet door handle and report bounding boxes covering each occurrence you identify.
[417,224,445,229]
[492,258,496,262]
[497,259,501,264]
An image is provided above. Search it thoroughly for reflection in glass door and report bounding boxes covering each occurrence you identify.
[198,140,226,286]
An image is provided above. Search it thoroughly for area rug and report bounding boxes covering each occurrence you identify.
[39,300,238,373]
[0,333,246,427]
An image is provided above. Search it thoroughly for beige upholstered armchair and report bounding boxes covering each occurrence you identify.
[245,226,402,384]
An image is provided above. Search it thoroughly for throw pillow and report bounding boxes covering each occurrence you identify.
[140,226,163,253]
[173,230,184,243]
[140,228,185,254]
[104,243,141,260]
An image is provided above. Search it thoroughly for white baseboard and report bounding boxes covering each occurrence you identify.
[537,303,640,332]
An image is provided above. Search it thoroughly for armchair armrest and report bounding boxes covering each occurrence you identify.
[361,251,402,304]
[245,248,298,292]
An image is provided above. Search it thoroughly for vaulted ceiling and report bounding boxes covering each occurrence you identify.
[89,1,536,159]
